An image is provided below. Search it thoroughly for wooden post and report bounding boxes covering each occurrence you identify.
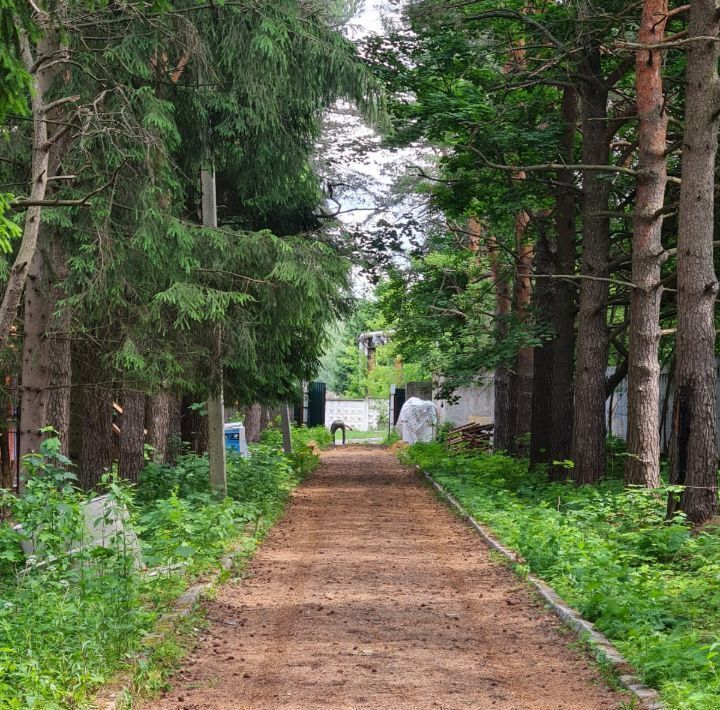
[202,168,227,497]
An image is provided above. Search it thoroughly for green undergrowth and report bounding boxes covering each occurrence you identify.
[404,443,720,710]
[0,437,317,708]
[260,423,333,451]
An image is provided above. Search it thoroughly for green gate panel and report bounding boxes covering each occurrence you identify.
[307,381,326,427]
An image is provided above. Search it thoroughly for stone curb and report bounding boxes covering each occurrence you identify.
[93,551,237,709]
[420,467,665,710]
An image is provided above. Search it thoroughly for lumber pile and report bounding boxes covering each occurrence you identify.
[446,422,494,452]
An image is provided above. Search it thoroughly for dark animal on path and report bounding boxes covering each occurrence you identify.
[330,420,353,445]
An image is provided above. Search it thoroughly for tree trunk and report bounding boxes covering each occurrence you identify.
[180,394,208,454]
[43,240,71,456]
[625,0,669,488]
[80,383,113,490]
[68,353,84,465]
[208,388,227,496]
[511,225,533,455]
[0,32,53,350]
[19,233,72,461]
[489,237,514,451]
[0,384,14,489]
[530,219,555,466]
[19,245,49,458]
[147,392,174,464]
[550,86,578,479]
[166,394,182,464]
[670,0,720,524]
[244,403,263,443]
[571,46,611,484]
[260,406,272,436]
[119,388,145,483]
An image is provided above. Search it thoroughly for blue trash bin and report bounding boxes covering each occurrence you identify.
[223,422,249,457]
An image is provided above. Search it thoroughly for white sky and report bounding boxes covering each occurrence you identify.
[317,0,436,227]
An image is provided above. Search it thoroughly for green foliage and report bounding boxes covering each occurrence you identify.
[260,424,333,452]
[0,439,307,705]
[324,299,428,397]
[405,443,720,709]
[1,0,372,411]
[0,440,145,706]
[139,491,254,568]
[0,1,30,121]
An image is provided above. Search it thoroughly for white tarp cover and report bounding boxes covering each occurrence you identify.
[396,397,437,444]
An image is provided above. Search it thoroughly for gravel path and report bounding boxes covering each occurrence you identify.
[143,447,624,710]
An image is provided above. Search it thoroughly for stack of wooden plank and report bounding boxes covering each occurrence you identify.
[446,422,494,452]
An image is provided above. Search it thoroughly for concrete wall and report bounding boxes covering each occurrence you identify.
[434,381,495,428]
[325,398,386,431]
[607,363,720,452]
[434,363,720,452]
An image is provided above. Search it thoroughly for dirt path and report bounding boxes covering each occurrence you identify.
[143,447,624,710]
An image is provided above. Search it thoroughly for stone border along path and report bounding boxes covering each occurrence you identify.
[133,447,633,709]
[421,467,665,710]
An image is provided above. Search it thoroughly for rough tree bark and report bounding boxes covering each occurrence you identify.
[529,218,555,466]
[625,0,669,488]
[0,384,14,489]
[166,394,182,464]
[19,244,49,457]
[489,236,514,451]
[147,391,174,464]
[19,237,72,460]
[549,86,578,479]
[119,388,145,483]
[244,403,263,443]
[571,43,611,484]
[670,0,720,524]
[511,222,534,455]
[43,240,71,455]
[21,238,72,459]
[79,383,113,490]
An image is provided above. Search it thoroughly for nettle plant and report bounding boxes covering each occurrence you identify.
[0,433,138,574]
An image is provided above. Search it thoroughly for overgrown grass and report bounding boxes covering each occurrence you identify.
[260,423,333,451]
[0,438,317,707]
[404,443,720,710]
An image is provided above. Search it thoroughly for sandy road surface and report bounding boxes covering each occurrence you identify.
[143,447,624,710]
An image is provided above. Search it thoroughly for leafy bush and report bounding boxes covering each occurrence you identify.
[260,423,333,450]
[139,492,257,567]
[0,440,146,706]
[405,443,720,709]
[0,437,307,706]
[436,422,455,443]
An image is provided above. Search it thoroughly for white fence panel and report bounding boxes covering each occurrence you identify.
[325,399,388,431]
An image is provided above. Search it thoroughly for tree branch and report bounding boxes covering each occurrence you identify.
[471,148,682,184]
[460,9,565,50]
[534,274,637,289]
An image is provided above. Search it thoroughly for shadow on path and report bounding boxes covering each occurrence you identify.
[142,447,625,710]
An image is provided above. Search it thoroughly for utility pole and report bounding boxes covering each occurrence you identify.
[201,167,227,496]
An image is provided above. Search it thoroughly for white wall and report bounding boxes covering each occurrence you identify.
[325,398,386,431]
